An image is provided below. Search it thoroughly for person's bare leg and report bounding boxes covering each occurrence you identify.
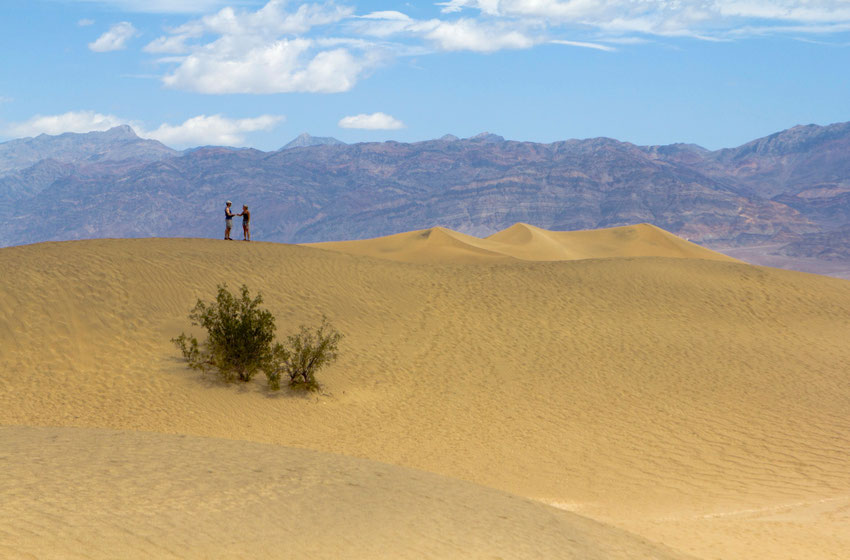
[243,224,250,241]
[225,225,232,240]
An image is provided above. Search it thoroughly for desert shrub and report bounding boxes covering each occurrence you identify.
[172,284,278,383]
[266,317,342,392]
[173,285,342,392]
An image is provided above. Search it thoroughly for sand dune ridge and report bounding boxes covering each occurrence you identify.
[309,222,739,263]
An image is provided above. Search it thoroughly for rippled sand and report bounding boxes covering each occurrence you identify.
[1,224,848,559]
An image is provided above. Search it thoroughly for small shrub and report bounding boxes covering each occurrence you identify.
[267,317,343,392]
[173,285,343,392]
[172,284,278,383]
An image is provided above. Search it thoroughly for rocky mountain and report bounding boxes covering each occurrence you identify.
[1,123,848,277]
[281,133,346,150]
[646,121,850,249]
[709,121,850,201]
[0,125,177,174]
[777,226,850,261]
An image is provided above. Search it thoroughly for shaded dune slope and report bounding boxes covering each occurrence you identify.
[1,232,848,559]
[0,426,690,560]
[308,223,739,264]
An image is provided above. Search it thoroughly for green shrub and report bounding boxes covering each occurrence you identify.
[172,284,278,383]
[173,284,342,392]
[267,317,343,392]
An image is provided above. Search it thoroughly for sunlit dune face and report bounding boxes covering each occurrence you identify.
[1,231,847,560]
[307,222,741,264]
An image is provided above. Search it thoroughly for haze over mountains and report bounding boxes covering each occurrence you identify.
[1,122,847,276]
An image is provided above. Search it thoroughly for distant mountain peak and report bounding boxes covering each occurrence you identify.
[439,134,460,142]
[282,133,345,150]
[101,124,138,139]
[468,132,505,143]
[723,120,850,159]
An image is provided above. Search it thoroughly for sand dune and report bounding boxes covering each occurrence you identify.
[0,426,690,560]
[309,222,739,263]
[308,225,514,263]
[1,227,848,559]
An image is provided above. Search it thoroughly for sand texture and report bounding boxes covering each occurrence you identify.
[0,426,690,560]
[1,224,849,559]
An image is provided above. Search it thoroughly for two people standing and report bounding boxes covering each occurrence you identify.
[224,200,251,241]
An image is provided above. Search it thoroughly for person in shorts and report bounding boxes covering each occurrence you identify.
[224,201,236,240]
[239,205,251,241]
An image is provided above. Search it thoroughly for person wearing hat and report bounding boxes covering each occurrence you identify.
[238,204,251,241]
[224,201,237,240]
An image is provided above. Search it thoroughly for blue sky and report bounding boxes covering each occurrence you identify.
[1,0,849,150]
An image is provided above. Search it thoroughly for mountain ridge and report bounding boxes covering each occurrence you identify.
[0,125,177,174]
[1,122,848,277]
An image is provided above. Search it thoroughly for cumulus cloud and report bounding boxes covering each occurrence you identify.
[147,1,386,94]
[144,114,284,146]
[338,112,404,130]
[89,22,138,52]
[416,18,537,52]
[2,111,284,148]
[162,37,374,93]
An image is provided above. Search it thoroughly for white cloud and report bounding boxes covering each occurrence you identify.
[148,1,384,93]
[338,112,404,130]
[351,11,416,38]
[144,34,196,54]
[716,0,850,22]
[3,111,129,137]
[440,0,850,21]
[126,0,850,104]
[197,0,353,36]
[350,11,540,52]
[437,0,850,38]
[78,18,95,26]
[89,22,138,52]
[144,114,284,146]
[361,11,412,21]
[162,37,374,93]
[416,18,538,52]
[550,39,616,52]
[2,111,284,148]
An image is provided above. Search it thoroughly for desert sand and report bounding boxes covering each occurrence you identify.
[1,223,848,559]
[309,222,740,264]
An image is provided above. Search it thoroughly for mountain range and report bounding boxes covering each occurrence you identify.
[1,123,848,277]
